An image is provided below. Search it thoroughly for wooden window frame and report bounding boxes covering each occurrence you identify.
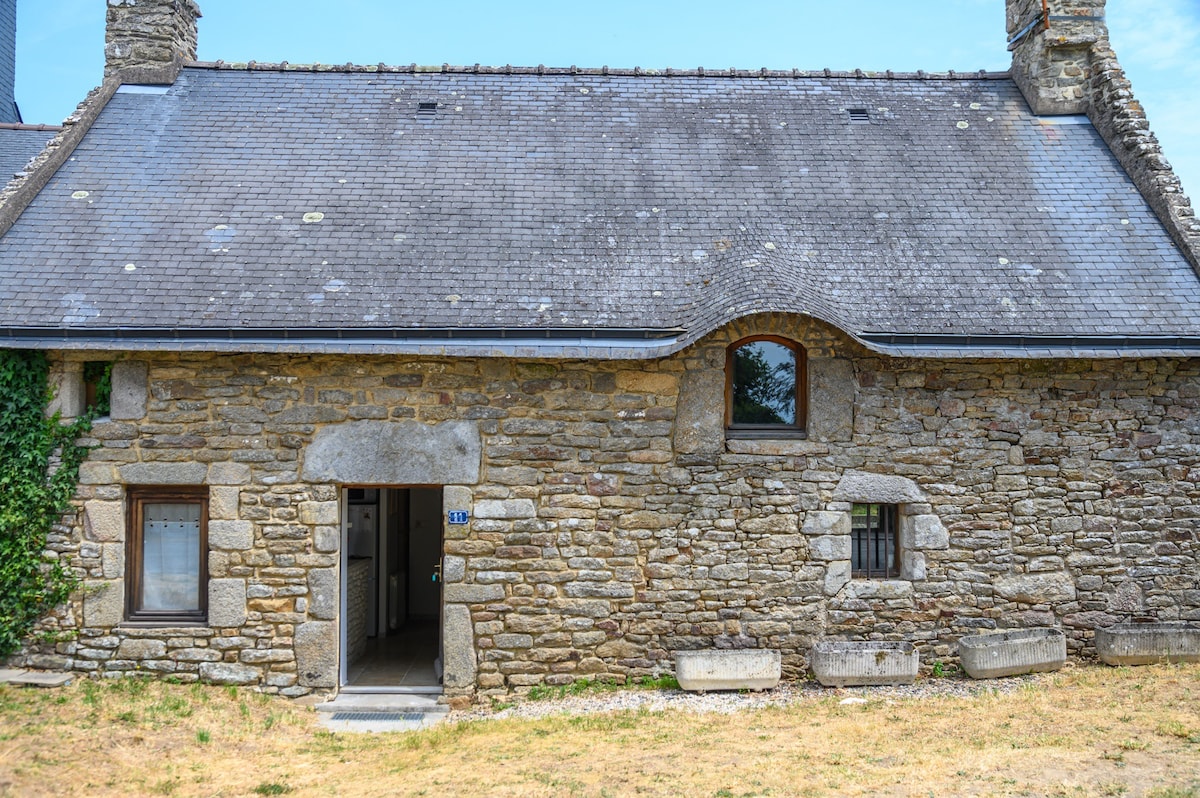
[125,485,209,625]
[851,503,900,579]
[725,335,807,438]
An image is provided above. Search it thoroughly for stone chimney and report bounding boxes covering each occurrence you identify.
[1006,0,1106,115]
[105,0,201,85]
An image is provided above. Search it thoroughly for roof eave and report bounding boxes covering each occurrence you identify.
[0,326,691,360]
[857,332,1200,359]
[7,326,1200,360]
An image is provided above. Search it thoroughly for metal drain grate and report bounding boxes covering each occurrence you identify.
[329,711,425,722]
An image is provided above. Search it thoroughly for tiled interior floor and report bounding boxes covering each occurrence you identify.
[347,618,440,687]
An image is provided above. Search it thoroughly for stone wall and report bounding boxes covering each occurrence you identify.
[17,313,1200,697]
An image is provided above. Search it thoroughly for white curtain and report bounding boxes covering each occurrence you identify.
[142,502,201,611]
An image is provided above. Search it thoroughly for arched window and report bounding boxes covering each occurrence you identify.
[725,336,806,436]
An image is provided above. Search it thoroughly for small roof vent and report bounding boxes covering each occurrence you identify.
[417,101,438,116]
[847,108,870,123]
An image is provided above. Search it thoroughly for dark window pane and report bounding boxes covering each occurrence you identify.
[851,503,898,579]
[731,341,796,425]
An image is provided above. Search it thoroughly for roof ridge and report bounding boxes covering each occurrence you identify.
[185,60,1010,81]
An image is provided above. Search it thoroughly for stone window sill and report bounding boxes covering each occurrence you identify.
[842,579,915,600]
[117,621,209,631]
[726,438,828,456]
[725,429,807,440]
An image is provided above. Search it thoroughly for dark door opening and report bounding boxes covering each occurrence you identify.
[343,486,443,689]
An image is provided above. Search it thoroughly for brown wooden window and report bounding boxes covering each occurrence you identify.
[726,336,807,437]
[851,503,899,579]
[126,486,208,624]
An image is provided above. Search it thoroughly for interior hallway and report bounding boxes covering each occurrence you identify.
[346,618,440,688]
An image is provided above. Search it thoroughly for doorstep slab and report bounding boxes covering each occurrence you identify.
[0,669,73,688]
[314,692,448,733]
[317,711,447,733]
[0,668,28,684]
[314,693,447,713]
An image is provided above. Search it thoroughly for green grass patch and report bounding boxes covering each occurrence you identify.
[526,673,678,701]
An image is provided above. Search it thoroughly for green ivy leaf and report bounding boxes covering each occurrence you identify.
[0,350,92,657]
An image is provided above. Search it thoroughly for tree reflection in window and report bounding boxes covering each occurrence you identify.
[730,339,797,425]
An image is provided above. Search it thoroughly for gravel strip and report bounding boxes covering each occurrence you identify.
[452,671,1053,724]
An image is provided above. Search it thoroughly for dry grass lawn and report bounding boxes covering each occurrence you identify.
[1,664,1199,797]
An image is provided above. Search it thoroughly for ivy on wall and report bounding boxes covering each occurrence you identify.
[0,350,92,658]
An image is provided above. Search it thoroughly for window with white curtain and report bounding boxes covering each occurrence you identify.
[126,487,208,623]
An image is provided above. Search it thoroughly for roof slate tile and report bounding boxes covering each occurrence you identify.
[0,67,1198,354]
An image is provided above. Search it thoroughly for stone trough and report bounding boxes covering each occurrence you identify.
[674,649,782,692]
[958,627,1066,679]
[1095,622,1200,666]
[809,640,919,687]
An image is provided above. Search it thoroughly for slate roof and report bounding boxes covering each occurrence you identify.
[0,126,54,182]
[2,64,1199,358]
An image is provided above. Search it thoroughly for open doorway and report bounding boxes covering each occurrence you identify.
[342,486,443,690]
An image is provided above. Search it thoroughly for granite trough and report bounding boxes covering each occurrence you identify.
[810,640,919,687]
[675,649,782,692]
[958,627,1066,679]
[1095,623,1200,666]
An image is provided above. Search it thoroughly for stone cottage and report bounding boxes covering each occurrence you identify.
[1,0,1199,702]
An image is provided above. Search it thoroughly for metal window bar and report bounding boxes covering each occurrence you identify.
[851,504,899,579]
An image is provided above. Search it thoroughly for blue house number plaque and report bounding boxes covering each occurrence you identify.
[447,510,469,525]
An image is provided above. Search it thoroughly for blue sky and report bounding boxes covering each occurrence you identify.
[13,0,1199,199]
